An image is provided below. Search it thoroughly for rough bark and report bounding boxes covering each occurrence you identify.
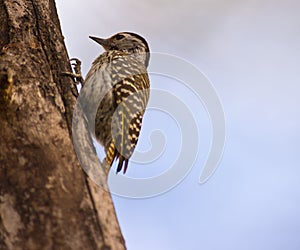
[0,0,125,249]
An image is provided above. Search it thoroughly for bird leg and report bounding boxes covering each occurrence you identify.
[62,58,84,86]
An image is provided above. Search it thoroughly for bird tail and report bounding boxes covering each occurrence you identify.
[105,141,129,174]
[105,141,116,167]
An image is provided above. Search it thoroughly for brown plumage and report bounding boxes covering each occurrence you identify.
[83,32,150,174]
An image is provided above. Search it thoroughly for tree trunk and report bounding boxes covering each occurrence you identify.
[0,0,125,249]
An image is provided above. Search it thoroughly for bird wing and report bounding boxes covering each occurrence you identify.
[105,55,150,173]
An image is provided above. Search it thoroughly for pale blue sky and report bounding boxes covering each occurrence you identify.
[57,0,300,249]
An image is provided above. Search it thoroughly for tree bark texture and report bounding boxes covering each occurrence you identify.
[0,0,125,249]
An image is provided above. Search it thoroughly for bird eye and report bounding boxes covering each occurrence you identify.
[115,34,125,40]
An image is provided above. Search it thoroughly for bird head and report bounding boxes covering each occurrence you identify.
[89,32,150,67]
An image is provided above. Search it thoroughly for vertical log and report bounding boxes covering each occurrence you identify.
[0,0,125,249]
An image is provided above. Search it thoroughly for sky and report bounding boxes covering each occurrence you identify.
[56,0,300,249]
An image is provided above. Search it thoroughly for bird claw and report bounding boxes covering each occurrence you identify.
[62,58,84,85]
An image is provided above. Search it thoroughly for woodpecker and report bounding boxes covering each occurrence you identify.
[82,32,150,174]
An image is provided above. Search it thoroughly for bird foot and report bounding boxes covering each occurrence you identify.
[62,58,84,86]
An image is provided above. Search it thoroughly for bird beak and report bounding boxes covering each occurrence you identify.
[89,36,110,50]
